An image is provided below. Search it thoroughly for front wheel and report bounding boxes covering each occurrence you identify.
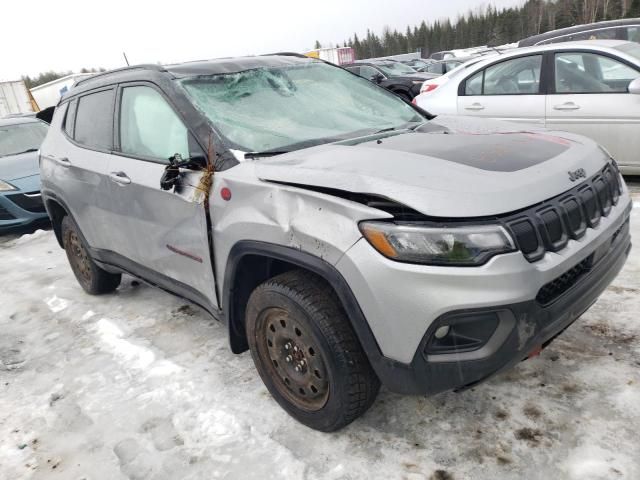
[61,216,121,294]
[246,270,380,431]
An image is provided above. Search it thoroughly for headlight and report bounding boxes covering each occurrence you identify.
[359,221,516,266]
[0,180,17,192]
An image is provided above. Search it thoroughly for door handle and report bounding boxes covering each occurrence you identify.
[45,155,71,167]
[464,103,485,111]
[109,171,131,185]
[553,102,580,111]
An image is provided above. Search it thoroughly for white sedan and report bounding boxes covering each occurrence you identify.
[414,40,640,175]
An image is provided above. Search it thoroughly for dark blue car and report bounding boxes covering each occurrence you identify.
[0,117,49,231]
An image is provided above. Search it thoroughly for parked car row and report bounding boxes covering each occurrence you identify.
[414,40,640,175]
[342,59,438,101]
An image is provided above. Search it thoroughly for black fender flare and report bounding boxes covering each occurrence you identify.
[222,240,411,383]
[40,189,72,248]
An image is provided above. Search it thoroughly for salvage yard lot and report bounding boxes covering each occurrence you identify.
[1,192,639,480]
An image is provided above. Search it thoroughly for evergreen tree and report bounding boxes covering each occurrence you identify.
[340,0,637,60]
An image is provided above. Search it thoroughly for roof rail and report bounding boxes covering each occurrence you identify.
[73,64,167,87]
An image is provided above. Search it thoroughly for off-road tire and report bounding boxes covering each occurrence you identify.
[61,216,121,294]
[246,269,380,431]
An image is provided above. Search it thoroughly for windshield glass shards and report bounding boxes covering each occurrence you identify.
[179,62,424,155]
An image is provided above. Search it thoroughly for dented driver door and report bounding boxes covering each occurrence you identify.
[106,83,218,309]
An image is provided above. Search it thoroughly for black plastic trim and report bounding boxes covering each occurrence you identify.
[222,240,405,380]
[90,248,221,320]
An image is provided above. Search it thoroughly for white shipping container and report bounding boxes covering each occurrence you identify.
[30,73,93,110]
[0,80,34,117]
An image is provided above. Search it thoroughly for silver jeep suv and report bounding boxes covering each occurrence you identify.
[39,54,632,431]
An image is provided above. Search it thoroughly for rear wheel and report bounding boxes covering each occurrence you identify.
[61,216,121,294]
[246,270,380,431]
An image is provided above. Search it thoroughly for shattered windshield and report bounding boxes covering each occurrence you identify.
[179,62,424,154]
[0,122,48,158]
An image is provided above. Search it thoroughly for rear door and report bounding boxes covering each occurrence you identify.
[545,50,640,169]
[457,54,546,124]
[107,83,217,308]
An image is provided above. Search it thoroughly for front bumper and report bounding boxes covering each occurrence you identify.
[0,189,49,231]
[393,218,629,394]
[336,192,632,395]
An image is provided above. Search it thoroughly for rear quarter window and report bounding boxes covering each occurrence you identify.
[74,89,115,150]
[63,100,77,138]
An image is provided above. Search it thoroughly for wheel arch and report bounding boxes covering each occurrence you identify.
[44,195,69,248]
[222,241,384,364]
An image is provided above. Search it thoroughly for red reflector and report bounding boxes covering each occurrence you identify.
[420,84,439,94]
[220,187,232,201]
[411,98,417,105]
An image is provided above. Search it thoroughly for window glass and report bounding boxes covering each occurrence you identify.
[119,86,189,161]
[627,26,640,43]
[345,66,360,75]
[63,100,77,138]
[74,89,114,150]
[180,62,424,153]
[570,28,618,41]
[465,71,483,95]
[427,63,445,74]
[484,56,542,94]
[444,61,462,73]
[555,53,639,93]
[359,65,382,81]
[468,55,542,95]
[376,62,416,76]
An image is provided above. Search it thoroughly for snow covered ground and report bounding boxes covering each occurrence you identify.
[1,194,639,480]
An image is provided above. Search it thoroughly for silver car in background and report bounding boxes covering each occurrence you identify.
[414,40,640,174]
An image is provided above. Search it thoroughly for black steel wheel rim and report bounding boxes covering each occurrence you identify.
[67,230,92,283]
[256,307,330,411]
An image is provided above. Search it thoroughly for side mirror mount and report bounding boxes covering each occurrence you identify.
[160,151,206,191]
[373,73,384,84]
[629,77,640,95]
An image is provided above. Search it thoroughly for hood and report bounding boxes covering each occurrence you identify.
[254,116,610,218]
[0,150,40,182]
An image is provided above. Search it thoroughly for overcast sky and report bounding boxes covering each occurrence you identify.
[2,0,523,80]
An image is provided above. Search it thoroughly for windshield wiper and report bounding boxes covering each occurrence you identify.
[244,150,291,159]
[374,127,397,134]
[374,121,425,135]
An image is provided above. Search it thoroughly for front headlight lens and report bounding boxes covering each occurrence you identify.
[360,221,516,266]
[0,180,17,192]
